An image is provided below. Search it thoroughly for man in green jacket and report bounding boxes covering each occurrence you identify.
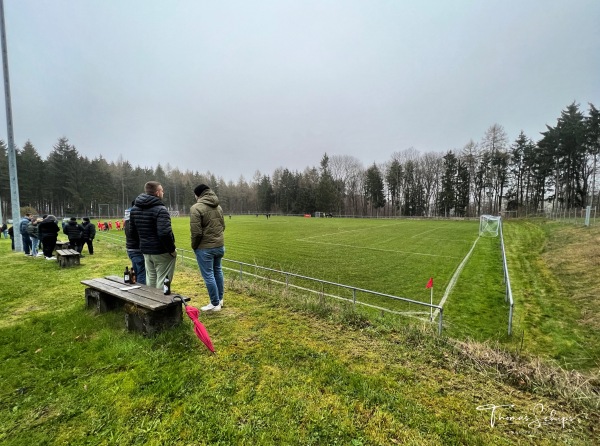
[190,184,226,312]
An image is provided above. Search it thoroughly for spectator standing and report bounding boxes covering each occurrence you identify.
[20,214,32,255]
[38,215,59,259]
[1,222,7,238]
[128,181,176,289]
[190,184,226,312]
[81,217,96,255]
[124,203,146,285]
[64,217,84,253]
[8,225,14,250]
[27,217,43,257]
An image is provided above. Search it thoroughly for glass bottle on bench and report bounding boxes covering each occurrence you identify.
[130,266,136,284]
[124,266,130,284]
[163,277,171,295]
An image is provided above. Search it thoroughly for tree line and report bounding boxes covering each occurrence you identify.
[1,101,598,220]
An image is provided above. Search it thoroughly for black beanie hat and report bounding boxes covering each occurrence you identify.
[194,184,210,197]
[70,217,77,222]
[83,217,90,222]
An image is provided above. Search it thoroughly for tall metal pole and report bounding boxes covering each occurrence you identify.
[0,0,22,251]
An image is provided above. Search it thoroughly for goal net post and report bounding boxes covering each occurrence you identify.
[479,214,501,237]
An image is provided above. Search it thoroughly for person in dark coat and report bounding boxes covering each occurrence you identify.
[128,181,176,289]
[124,202,146,285]
[81,217,96,255]
[27,217,43,257]
[38,215,60,259]
[19,214,32,255]
[63,217,84,253]
[8,225,14,250]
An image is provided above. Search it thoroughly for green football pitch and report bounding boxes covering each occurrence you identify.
[179,216,498,315]
[103,215,506,333]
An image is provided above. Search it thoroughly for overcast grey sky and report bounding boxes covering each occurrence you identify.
[2,0,599,181]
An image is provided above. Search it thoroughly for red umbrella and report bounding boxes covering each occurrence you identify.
[173,296,215,353]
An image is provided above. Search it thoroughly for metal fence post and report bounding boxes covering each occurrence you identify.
[438,307,443,335]
[508,302,514,336]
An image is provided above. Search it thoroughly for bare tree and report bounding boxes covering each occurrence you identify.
[480,124,509,213]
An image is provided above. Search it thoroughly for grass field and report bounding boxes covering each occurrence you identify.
[110,215,483,298]
[0,221,597,445]
[97,215,600,370]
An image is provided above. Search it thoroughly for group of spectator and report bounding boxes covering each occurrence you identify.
[3,214,96,260]
[4,180,226,314]
[11,213,61,260]
[62,217,96,256]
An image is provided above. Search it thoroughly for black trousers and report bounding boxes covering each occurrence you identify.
[69,238,83,253]
[82,238,94,254]
[42,236,57,257]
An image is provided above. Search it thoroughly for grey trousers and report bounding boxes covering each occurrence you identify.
[144,252,177,289]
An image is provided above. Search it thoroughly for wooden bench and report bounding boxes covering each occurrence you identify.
[80,275,190,336]
[56,249,80,267]
[55,240,70,250]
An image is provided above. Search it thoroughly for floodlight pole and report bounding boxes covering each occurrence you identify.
[0,0,22,251]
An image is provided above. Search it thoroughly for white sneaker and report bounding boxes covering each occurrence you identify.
[45,256,57,260]
[219,299,224,308]
[201,303,222,312]
[36,253,44,257]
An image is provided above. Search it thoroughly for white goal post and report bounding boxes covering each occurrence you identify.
[479,214,501,237]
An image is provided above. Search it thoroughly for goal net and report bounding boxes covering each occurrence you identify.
[479,215,501,237]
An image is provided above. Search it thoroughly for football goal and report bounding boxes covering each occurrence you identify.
[479,214,501,237]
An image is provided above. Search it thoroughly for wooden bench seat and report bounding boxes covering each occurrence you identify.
[55,240,70,251]
[56,249,80,267]
[81,275,190,336]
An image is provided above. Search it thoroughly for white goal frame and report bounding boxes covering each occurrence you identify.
[98,204,110,219]
[479,214,501,237]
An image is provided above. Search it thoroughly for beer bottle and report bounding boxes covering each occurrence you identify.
[124,266,130,284]
[130,266,136,284]
[163,277,171,295]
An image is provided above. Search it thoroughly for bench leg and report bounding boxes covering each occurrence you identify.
[85,288,123,313]
[124,304,183,336]
[58,253,80,267]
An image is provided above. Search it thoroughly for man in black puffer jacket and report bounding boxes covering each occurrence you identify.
[128,181,176,289]
[81,217,96,255]
[63,217,84,253]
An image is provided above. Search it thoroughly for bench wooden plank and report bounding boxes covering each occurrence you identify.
[81,278,165,310]
[81,276,191,336]
[57,249,80,267]
[57,249,79,256]
[103,276,189,305]
[55,241,70,250]
[95,277,188,307]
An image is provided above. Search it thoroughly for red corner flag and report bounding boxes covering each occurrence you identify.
[426,277,433,289]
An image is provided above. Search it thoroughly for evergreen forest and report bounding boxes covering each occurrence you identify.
[1,101,598,219]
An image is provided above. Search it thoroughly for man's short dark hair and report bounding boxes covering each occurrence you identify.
[145,181,162,195]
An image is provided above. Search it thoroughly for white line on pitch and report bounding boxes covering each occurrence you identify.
[410,227,440,238]
[431,236,480,320]
[298,239,462,259]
